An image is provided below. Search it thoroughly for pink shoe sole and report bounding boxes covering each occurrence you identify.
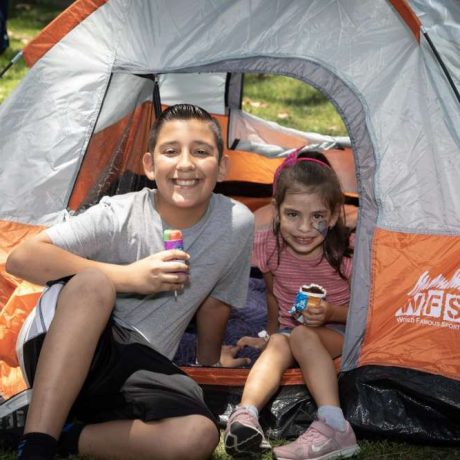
[274,444,360,460]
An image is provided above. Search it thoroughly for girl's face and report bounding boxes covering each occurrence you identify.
[276,189,338,260]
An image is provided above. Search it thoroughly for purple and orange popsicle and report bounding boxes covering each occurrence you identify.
[163,229,184,300]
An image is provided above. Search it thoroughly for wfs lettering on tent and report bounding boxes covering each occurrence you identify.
[395,270,460,328]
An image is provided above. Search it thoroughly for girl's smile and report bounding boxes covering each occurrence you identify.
[293,236,316,245]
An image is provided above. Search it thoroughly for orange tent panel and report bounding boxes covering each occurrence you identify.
[0,220,45,399]
[360,228,460,380]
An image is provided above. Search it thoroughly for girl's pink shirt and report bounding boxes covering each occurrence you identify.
[253,227,352,329]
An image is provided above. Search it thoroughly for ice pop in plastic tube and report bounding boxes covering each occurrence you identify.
[163,229,184,251]
[163,229,184,300]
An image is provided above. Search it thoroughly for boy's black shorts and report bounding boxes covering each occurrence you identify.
[17,280,217,427]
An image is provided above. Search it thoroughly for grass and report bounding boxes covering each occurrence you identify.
[242,74,347,136]
[1,431,460,459]
[0,1,64,103]
[212,436,460,460]
[211,432,460,459]
[1,2,459,459]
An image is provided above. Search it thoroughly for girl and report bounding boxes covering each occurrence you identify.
[224,148,359,460]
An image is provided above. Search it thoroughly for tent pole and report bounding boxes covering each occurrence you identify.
[0,50,22,78]
[153,75,162,118]
[423,28,460,105]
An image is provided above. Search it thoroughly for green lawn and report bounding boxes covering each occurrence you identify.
[212,434,460,460]
[242,73,347,136]
[1,432,460,459]
[1,2,459,459]
[0,1,64,102]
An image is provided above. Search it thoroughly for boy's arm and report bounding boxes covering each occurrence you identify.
[6,231,188,294]
[235,271,278,351]
[194,203,255,366]
[7,232,114,285]
[195,296,230,366]
[195,296,249,367]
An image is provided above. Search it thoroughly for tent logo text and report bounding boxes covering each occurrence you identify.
[395,270,460,330]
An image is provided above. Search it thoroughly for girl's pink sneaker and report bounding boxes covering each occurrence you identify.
[273,420,359,460]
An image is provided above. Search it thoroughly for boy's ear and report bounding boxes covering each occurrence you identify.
[143,152,155,180]
[216,154,229,182]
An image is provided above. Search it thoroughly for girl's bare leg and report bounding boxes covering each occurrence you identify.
[79,415,219,460]
[273,328,359,460]
[240,333,295,410]
[24,269,115,438]
[289,326,343,406]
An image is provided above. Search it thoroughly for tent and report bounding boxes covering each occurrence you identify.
[1,0,460,444]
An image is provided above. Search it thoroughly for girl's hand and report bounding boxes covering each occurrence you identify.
[123,250,189,294]
[237,335,268,350]
[302,300,332,327]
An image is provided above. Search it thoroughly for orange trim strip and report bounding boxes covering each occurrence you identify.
[181,358,341,386]
[181,367,305,386]
[23,0,107,68]
[388,0,421,41]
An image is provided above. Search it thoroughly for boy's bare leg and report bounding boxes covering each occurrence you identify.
[289,326,343,406]
[24,268,116,438]
[80,415,219,460]
[240,334,295,409]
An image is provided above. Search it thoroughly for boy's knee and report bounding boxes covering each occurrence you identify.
[61,269,116,308]
[178,417,219,459]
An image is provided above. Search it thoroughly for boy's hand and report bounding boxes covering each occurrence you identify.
[237,335,267,351]
[220,345,251,367]
[302,300,332,327]
[125,249,189,294]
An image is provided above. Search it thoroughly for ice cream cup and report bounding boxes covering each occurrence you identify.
[290,283,327,323]
[302,284,326,308]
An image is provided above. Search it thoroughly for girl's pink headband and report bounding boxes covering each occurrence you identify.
[272,148,331,195]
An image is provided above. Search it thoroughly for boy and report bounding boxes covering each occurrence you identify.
[6,104,254,459]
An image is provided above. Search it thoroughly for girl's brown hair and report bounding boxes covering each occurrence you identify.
[271,149,353,279]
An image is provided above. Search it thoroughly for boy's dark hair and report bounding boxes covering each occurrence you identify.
[271,149,353,279]
[148,104,224,160]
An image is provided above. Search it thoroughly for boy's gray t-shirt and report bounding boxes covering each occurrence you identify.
[45,188,254,359]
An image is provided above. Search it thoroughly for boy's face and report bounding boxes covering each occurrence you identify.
[143,118,227,222]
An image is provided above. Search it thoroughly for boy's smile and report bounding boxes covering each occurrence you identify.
[143,119,227,228]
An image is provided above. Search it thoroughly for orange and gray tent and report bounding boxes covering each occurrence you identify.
[1,0,460,442]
